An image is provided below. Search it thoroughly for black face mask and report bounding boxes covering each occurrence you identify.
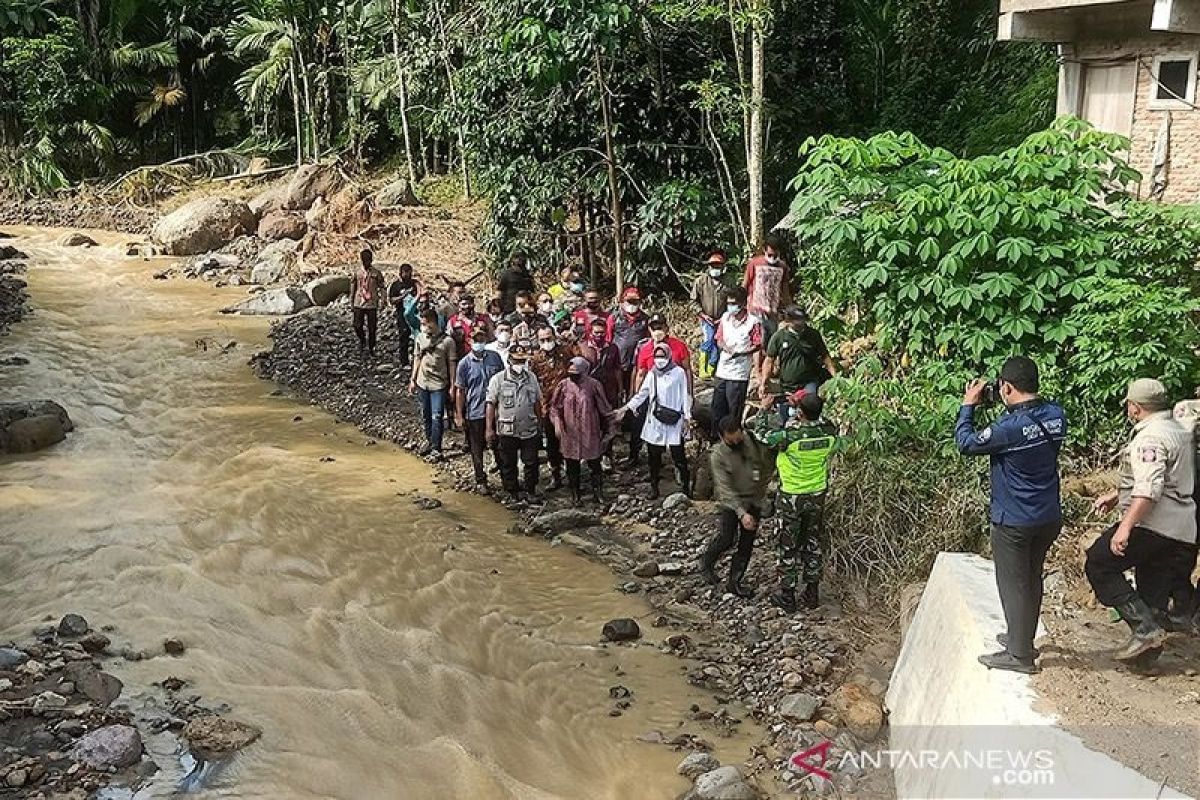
[569,373,583,382]
[726,439,744,451]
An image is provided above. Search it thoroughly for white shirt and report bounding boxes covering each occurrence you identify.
[624,365,692,446]
[486,340,510,367]
[714,310,762,381]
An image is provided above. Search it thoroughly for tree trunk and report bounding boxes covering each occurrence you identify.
[391,0,419,186]
[594,50,624,294]
[288,58,303,165]
[747,12,766,246]
[434,1,470,198]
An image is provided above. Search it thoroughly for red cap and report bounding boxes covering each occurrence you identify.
[622,286,642,301]
[788,387,810,405]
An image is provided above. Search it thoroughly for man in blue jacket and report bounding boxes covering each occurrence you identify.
[956,356,1067,674]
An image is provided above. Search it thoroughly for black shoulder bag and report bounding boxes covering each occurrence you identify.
[650,370,684,426]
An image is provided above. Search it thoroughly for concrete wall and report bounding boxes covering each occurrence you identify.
[886,553,1191,799]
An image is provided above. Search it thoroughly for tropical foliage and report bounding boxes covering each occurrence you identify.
[0,0,1057,281]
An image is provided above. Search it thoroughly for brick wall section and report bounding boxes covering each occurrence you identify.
[1074,34,1200,202]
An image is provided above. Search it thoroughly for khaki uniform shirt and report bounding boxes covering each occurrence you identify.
[486,369,542,440]
[1119,410,1196,543]
[413,331,457,391]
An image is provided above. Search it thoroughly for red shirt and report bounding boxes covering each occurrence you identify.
[635,336,690,373]
[447,312,493,354]
[572,307,611,339]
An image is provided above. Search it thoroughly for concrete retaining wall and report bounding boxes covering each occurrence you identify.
[886,552,1191,799]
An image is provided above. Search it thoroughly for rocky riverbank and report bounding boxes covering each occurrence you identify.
[253,305,897,798]
[0,613,259,799]
[0,197,157,236]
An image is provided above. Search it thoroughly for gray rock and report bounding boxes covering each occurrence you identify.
[0,244,27,259]
[151,196,256,256]
[71,724,143,769]
[281,164,344,211]
[58,613,89,637]
[65,663,123,705]
[0,647,28,669]
[0,401,73,455]
[678,751,721,779]
[663,492,692,511]
[632,561,659,578]
[601,618,641,642]
[304,274,350,306]
[32,691,67,711]
[250,239,300,285]
[248,184,286,217]
[80,632,111,653]
[530,508,600,535]
[374,178,418,207]
[185,253,241,273]
[222,287,312,316]
[658,561,686,575]
[779,692,821,722]
[689,766,758,800]
[163,637,186,656]
[59,232,98,247]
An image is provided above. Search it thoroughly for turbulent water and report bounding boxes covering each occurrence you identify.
[0,229,761,799]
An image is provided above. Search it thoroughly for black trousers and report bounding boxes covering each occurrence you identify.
[647,443,689,490]
[1085,524,1195,609]
[353,307,378,351]
[707,507,759,582]
[498,435,540,493]
[544,421,564,472]
[990,521,1060,660]
[709,378,749,438]
[395,312,411,366]
[464,418,488,483]
[566,458,602,491]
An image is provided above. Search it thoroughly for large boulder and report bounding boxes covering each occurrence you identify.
[64,662,123,706]
[248,185,286,217]
[250,239,299,285]
[0,400,72,455]
[71,725,142,770]
[374,178,418,207]
[222,287,312,316]
[305,274,350,306]
[257,210,307,242]
[0,244,28,260]
[151,197,256,256]
[530,509,600,536]
[282,164,344,211]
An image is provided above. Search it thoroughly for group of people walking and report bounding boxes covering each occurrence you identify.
[345,239,844,612]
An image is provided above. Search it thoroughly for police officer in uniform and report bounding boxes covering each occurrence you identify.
[1086,378,1197,661]
[485,343,543,499]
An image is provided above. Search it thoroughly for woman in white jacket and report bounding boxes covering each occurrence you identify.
[614,342,692,498]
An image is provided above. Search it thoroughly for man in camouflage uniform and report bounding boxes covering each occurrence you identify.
[751,390,838,612]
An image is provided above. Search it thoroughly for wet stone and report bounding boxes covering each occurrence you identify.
[57,614,89,638]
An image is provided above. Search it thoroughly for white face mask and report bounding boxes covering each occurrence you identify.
[510,362,527,374]
[708,268,723,278]
[765,253,779,266]
[495,331,511,344]
[539,301,553,314]
[654,357,670,370]
[623,302,640,314]
[539,340,555,352]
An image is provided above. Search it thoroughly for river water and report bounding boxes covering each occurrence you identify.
[0,229,761,798]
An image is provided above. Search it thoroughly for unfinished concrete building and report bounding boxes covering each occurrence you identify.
[1000,0,1200,201]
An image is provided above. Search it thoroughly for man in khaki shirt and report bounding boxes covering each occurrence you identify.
[1086,378,1197,661]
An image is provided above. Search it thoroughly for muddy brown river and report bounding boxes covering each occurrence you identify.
[0,229,762,798]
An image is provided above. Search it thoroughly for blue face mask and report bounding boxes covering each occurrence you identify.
[471,342,486,355]
[727,303,741,314]
[570,282,585,294]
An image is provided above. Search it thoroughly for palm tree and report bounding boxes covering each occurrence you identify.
[227,13,308,164]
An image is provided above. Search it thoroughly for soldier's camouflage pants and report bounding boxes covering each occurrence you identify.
[776,492,826,589]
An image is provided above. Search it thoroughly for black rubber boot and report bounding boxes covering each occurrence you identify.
[591,472,604,505]
[997,633,1041,659]
[802,581,820,610]
[770,587,797,613]
[726,551,753,599]
[647,460,661,500]
[699,528,734,586]
[551,468,564,490]
[675,464,692,498]
[1114,597,1168,661]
